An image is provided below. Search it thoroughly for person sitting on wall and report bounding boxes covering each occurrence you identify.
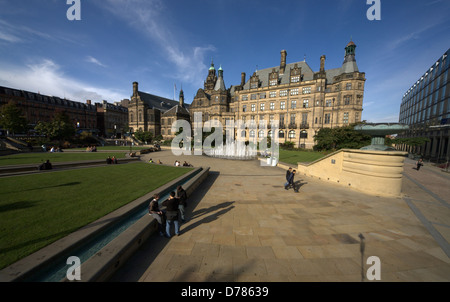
[106,156,112,164]
[39,160,53,170]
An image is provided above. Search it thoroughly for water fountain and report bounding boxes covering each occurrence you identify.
[354,123,409,151]
[205,141,257,160]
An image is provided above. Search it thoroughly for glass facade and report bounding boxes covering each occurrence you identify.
[398,49,449,162]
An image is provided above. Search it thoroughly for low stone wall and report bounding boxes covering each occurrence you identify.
[0,157,140,175]
[295,149,408,197]
[0,166,209,282]
[73,166,209,282]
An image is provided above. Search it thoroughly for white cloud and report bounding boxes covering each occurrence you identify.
[0,18,80,45]
[100,0,215,87]
[86,56,107,68]
[0,59,128,103]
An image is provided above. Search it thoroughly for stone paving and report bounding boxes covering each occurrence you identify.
[109,150,450,282]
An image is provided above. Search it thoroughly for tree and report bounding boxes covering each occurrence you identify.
[34,112,75,141]
[0,101,28,135]
[313,127,337,150]
[314,124,371,151]
[134,129,153,143]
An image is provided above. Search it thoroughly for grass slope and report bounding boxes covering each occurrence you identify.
[279,149,327,165]
[0,152,127,166]
[0,163,192,269]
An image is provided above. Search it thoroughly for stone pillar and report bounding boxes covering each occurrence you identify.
[280,50,287,74]
[241,72,246,87]
[320,55,326,72]
[133,82,138,97]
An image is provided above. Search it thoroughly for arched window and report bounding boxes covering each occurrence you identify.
[288,130,295,139]
[279,130,285,138]
[130,113,134,123]
[258,130,265,138]
[300,130,308,139]
[249,130,255,138]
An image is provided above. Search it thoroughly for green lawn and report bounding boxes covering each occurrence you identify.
[69,146,150,151]
[0,152,128,166]
[0,163,192,269]
[279,149,327,165]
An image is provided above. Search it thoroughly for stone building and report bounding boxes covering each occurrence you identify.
[127,82,185,136]
[160,89,190,140]
[95,100,128,138]
[189,41,366,148]
[0,85,97,132]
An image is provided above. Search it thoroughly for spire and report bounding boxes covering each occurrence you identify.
[179,86,184,107]
[209,58,215,71]
[214,65,226,91]
[342,40,359,73]
[344,40,356,60]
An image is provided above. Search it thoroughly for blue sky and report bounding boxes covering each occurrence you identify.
[0,0,449,122]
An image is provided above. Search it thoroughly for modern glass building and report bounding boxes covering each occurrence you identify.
[398,48,449,162]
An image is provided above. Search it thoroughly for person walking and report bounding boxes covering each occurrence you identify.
[161,192,181,237]
[416,158,424,171]
[148,194,165,237]
[284,167,292,190]
[290,170,298,192]
[177,185,187,223]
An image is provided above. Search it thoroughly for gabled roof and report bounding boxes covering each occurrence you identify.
[162,104,190,117]
[242,61,315,90]
[137,91,181,112]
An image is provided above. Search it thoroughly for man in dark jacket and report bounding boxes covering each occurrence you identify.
[161,191,180,237]
[177,185,187,223]
[284,167,292,190]
[288,170,298,192]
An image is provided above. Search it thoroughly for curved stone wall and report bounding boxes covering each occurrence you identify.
[297,149,407,197]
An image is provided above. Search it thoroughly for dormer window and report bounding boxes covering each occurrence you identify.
[290,64,302,83]
[250,73,260,89]
[291,76,300,83]
[269,68,278,86]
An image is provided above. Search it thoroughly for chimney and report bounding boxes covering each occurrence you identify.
[86,100,91,105]
[179,89,184,107]
[241,72,246,86]
[320,55,326,72]
[280,50,287,74]
[133,81,138,96]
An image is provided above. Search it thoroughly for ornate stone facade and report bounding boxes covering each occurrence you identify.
[128,82,185,137]
[189,41,366,148]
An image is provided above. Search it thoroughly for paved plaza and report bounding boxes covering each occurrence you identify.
[110,149,450,282]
